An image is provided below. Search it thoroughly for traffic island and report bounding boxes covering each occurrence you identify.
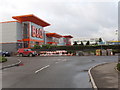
[89,62,119,89]
[1,57,22,70]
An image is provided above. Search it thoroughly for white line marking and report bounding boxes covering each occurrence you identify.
[62,59,67,61]
[35,65,50,74]
[55,62,59,63]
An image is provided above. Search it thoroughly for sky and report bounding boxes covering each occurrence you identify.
[0,0,119,41]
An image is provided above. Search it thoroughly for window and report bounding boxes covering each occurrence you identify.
[36,42,39,45]
[23,23,28,39]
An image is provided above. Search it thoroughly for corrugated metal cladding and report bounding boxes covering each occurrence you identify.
[1,22,17,43]
[1,22,22,52]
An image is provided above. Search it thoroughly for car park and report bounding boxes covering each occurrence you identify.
[17,48,37,57]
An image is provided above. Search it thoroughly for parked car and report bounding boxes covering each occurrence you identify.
[0,51,11,57]
[17,48,37,57]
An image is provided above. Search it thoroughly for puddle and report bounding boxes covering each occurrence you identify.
[73,72,92,88]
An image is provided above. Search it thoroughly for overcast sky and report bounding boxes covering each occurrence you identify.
[0,0,119,41]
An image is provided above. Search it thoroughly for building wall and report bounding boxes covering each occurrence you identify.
[57,37,65,46]
[1,43,17,52]
[0,44,2,51]
[16,22,23,49]
[43,31,46,44]
[46,37,53,43]
[66,38,72,45]
[0,21,72,52]
[71,38,104,45]
[16,22,23,41]
[1,22,17,43]
[0,22,19,52]
[106,41,120,45]
[0,23,2,50]
[45,36,68,46]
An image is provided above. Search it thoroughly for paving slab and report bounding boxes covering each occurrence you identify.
[90,63,119,89]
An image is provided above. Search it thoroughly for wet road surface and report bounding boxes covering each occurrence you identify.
[1,56,118,88]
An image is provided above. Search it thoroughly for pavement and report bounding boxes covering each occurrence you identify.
[2,57,17,66]
[1,57,21,69]
[90,62,119,89]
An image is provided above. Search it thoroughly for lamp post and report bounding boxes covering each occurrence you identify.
[115,30,120,63]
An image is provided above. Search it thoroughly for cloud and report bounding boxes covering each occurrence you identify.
[0,0,118,41]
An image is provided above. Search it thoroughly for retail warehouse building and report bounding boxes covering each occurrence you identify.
[0,14,73,52]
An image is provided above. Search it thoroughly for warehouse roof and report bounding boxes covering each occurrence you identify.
[63,35,73,38]
[12,14,50,27]
[46,33,62,38]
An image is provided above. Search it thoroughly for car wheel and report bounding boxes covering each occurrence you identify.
[29,53,33,57]
[3,54,6,57]
[19,53,23,57]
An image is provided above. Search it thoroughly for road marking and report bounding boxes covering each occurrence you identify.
[35,65,50,74]
[57,59,61,60]
[55,61,59,63]
[62,59,67,61]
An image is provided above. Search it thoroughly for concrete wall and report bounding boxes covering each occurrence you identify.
[1,22,17,43]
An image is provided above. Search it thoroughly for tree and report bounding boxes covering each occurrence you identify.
[99,38,103,42]
[99,38,103,49]
[73,41,78,45]
[33,45,41,49]
[80,41,84,46]
[86,41,90,45]
[42,44,51,49]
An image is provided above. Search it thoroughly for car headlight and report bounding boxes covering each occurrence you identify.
[6,52,8,54]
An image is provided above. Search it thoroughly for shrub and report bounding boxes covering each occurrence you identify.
[42,44,51,49]
[33,45,41,49]
[0,56,7,63]
[32,45,120,52]
[117,63,120,71]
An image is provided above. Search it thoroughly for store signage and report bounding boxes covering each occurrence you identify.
[31,25,43,38]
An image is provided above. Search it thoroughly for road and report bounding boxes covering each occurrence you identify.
[1,56,118,88]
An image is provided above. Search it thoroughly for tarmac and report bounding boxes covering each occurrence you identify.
[1,56,120,89]
[90,62,119,89]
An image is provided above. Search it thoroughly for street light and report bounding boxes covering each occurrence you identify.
[115,30,120,63]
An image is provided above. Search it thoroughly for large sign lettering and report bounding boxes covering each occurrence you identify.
[31,25,43,38]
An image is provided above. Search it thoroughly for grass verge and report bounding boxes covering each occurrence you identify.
[0,56,7,63]
[117,63,120,71]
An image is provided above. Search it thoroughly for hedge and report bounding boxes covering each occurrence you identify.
[32,45,120,52]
